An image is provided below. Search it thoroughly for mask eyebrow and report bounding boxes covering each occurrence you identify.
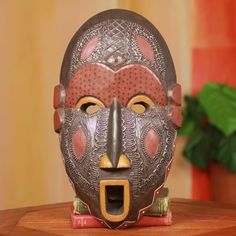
[65,64,167,108]
[114,64,166,107]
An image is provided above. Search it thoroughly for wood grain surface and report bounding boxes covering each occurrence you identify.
[1,199,236,236]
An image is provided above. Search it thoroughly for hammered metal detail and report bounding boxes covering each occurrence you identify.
[69,19,167,88]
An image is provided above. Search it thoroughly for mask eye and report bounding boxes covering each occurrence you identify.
[127,95,154,113]
[76,96,105,114]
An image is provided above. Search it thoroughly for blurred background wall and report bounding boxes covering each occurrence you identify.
[1,0,224,210]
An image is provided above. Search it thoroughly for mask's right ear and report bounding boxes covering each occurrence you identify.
[53,84,65,133]
[168,83,182,128]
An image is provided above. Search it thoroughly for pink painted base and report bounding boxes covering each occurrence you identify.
[71,212,172,229]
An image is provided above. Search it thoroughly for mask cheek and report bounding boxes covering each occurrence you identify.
[144,129,159,158]
[72,128,87,159]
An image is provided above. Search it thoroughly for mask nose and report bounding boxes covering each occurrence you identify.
[99,98,131,169]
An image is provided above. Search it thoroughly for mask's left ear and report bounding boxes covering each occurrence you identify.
[168,83,182,128]
[53,84,65,133]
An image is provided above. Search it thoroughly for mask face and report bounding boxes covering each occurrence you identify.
[54,10,182,229]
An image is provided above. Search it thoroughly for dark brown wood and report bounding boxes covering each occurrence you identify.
[1,199,236,236]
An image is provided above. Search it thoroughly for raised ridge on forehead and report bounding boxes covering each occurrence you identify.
[65,63,167,108]
[60,9,176,90]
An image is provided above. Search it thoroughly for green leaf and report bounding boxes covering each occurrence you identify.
[229,153,236,173]
[178,119,196,135]
[183,129,209,169]
[183,125,222,169]
[222,85,236,101]
[217,133,236,172]
[198,83,236,136]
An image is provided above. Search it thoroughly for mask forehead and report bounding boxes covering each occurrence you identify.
[65,63,167,107]
[60,10,176,91]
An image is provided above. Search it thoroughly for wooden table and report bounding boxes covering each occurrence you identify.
[1,199,236,236]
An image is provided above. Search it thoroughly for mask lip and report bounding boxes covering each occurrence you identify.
[100,179,130,223]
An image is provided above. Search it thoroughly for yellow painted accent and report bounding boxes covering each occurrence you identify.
[100,180,130,222]
[117,154,131,168]
[76,96,105,114]
[127,95,154,113]
[100,154,131,169]
[99,155,113,168]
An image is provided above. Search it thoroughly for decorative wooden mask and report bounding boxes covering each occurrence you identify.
[54,9,182,229]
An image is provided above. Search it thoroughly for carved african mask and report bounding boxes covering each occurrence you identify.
[53,9,182,229]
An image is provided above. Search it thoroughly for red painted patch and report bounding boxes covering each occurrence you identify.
[54,109,64,133]
[169,84,181,106]
[171,106,182,128]
[144,129,159,158]
[72,128,87,159]
[136,35,154,61]
[81,36,98,60]
[53,84,65,109]
[65,64,167,108]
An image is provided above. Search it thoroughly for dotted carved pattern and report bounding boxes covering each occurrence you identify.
[69,19,168,88]
[65,63,167,107]
[60,106,176,226]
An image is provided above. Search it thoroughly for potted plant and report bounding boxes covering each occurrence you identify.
[179,82,236,204]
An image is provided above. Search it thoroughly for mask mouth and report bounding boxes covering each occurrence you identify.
[106,185,124,215]
[100,180,130,222]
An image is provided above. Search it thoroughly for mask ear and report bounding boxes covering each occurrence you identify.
[54,108,65,133]
[168,84,182,128]
[53,84,65,133]
[53,84,65,109]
